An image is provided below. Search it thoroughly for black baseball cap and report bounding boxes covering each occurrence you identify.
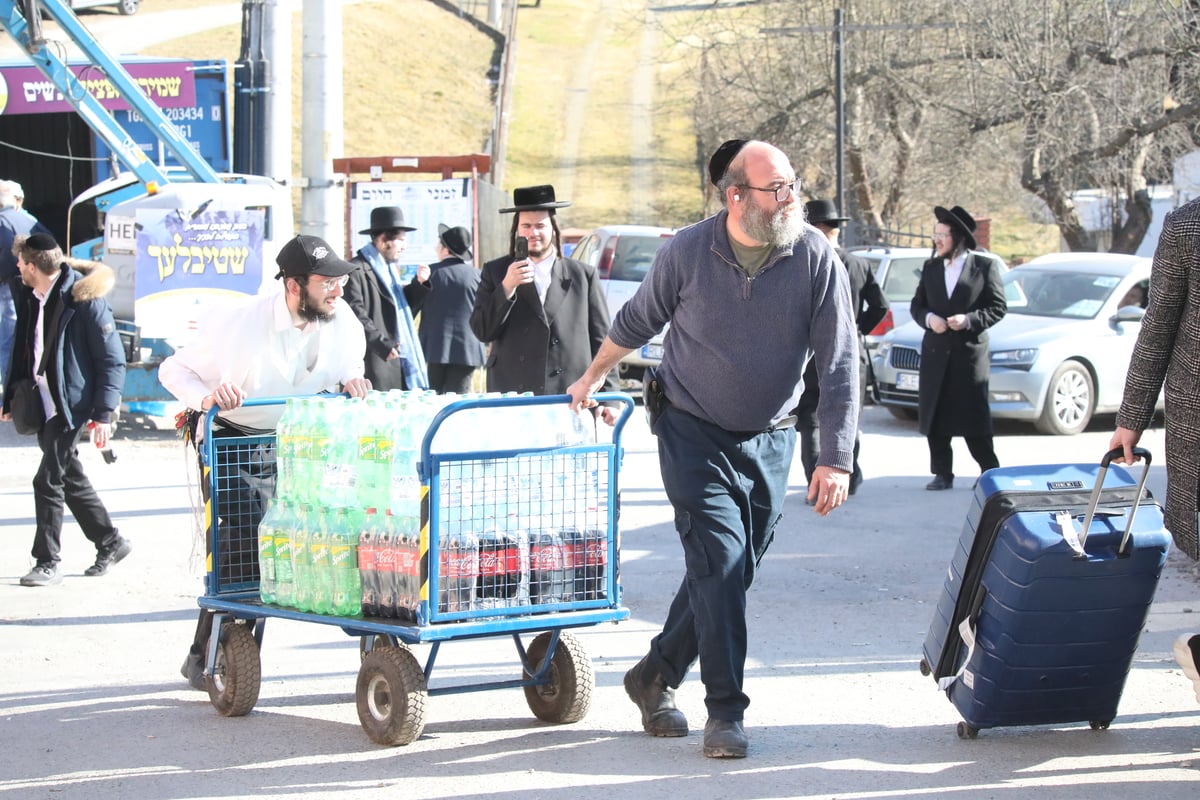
[275,234,356,280]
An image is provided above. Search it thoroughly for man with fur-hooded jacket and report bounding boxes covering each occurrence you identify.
[1,232,129,587]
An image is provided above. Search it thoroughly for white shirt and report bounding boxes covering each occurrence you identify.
[943,251,966,298]
[33,270,62,420]
[158,290,367,431]
[530,251,556,304]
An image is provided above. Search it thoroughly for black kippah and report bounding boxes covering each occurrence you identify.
[708,138,748,186]
[26,232,57,251]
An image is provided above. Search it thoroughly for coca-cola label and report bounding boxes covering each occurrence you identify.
[444,548,478,578]
[477,548,510,577]
[531,544,565,570]
[358,543,377,570]
[375,547,397,573]
[585,539,607,566]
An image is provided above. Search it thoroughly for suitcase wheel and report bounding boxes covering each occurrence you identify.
[1089,719,1112,731]
[956,721,979,740]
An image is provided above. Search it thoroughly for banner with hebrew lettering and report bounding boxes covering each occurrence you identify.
[0,61,197,115]
[132,208,265,346]
[348,179,474,283]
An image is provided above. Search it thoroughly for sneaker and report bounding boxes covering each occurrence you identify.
[84,536,132,577]
[1174,634,1200,703]
[20,563,62,587]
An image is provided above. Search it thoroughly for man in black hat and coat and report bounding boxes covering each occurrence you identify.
[911,205,1007,490]
[470,185,617,396]
[419,224,486,394]
[345,206,431,391]
[793,199,889,496]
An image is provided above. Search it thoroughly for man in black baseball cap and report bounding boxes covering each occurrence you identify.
[272,234,357,323]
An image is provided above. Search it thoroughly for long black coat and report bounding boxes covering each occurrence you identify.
[419,257,486,368]
[910,252,1006,437]
[470,254,617,395]
[345,253,430,391]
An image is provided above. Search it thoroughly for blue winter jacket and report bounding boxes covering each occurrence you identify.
[2,259,125,428]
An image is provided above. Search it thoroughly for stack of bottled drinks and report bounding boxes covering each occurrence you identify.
[254,390,610,620]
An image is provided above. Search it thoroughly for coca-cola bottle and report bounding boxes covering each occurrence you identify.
[475,528,510,609]
[358,508,381,617]
[529,529,571,605]
[581,527,608,600]
[438,531,478,613]
[375,510,399,618]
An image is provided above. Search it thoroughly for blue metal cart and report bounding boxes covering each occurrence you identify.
[194,392,634,745]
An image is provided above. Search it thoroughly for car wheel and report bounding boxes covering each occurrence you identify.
[118,0,139,15]
[1035,360,1095,435]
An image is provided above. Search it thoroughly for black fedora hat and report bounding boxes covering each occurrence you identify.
[437,223,473,260]
[499,185,571,214]
[934,205,978,250]
[708,138,748,186]
[804,199,849,227]
[359,206,416,235]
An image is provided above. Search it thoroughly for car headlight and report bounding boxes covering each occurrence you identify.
[990,348,1039,370]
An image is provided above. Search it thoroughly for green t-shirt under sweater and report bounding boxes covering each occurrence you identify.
[729,237,773,276]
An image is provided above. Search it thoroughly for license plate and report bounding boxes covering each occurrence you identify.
[897,372,919,391]
[642,343,663,360]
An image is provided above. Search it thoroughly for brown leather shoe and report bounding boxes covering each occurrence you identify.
[703,718,748,758]
[624,655,688,737]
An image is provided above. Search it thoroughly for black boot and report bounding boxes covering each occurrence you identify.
[624,655,688,737]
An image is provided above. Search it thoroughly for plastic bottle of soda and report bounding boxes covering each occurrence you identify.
[291,503,314,612]
[330,507,362,616]
[529,528,570,606]
[358,507,380,616]
[581,527,609,600]
[438,530,478,613]
[309,506,334,614]
[274,400,296,502]
[256,501,279,604]
[291,400,315,505]
[375,509,399,618]
[273,501,296,608]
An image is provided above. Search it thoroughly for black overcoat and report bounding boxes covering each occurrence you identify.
[469,254,617,395]
[345,253,430,391]
[910,252,1006,437]
[418,257,486,368]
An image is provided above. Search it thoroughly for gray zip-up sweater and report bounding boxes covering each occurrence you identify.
[609,209,859,472]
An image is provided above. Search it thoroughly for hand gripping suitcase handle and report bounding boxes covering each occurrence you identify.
[1079,446,1152,553]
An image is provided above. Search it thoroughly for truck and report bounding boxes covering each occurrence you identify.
[3,0,294,416]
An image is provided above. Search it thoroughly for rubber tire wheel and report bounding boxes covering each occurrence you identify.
[956,721,979,739]
[359,634,398,662]
[356,646,428,746]
[118,0,139,14]
[208,622,261,717]
[1089,719,1112,730]
[887,406,919,422]
[1036,361,1095,435]
[523,631,593,723]
[919,658,931,677]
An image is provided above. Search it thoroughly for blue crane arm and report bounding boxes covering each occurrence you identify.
[1,0,221,188]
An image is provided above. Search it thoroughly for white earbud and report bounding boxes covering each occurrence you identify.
[733,194,740,201]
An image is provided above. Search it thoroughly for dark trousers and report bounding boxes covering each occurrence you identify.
[645,406,795,721]
[927,433,999,478]
[32,414,118,565]
[427,363,476,395]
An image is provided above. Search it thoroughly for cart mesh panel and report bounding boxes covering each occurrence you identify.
[430,449,614,617]
[209,434,276,594]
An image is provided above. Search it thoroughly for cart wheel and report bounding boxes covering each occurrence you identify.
[956,721,978,740]
[523,631,593,724]
[208,622,261,717]
[359,634,398,662]
[1089,719,1112,731]
[356,646,427,746]
[919,658,931,677]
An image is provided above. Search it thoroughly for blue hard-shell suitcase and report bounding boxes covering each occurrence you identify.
[920,448,1171,738]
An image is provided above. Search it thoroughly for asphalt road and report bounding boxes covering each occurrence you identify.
[2,402,1200,800]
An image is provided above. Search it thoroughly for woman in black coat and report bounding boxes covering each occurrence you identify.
[910,206,1007,490]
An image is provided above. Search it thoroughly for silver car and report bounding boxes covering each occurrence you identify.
[873,252,1154,435]
[572,224,674,387]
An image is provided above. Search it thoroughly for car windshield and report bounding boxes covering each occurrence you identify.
[1004,269,1123,319]
[611,235,667,281]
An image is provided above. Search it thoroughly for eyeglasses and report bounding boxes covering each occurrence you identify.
[312,274,349,291]
[932,233,952,242]
[740,178,802,202]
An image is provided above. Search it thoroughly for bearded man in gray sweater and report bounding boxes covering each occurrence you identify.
[568,139,859,759]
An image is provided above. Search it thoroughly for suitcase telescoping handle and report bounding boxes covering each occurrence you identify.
[1079,446,1152,553]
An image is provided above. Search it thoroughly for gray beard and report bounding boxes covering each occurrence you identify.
[741,201,806,247]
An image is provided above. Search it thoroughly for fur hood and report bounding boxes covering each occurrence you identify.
[61,257,116,303]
